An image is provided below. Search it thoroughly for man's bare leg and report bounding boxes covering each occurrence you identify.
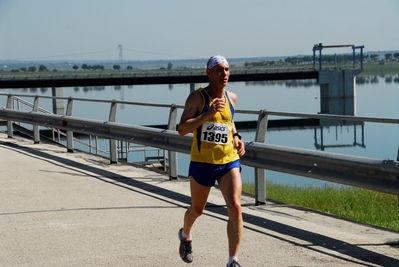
[218,168,243,258]
[183,176,211,236]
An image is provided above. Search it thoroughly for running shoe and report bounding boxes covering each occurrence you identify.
[227,260,241,267]
[178,228,193,263]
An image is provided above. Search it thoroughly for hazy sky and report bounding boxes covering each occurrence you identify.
[1,0,398,61]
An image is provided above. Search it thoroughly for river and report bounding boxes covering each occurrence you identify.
[1,73,398,187]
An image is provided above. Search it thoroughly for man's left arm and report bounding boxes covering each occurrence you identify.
[232,122,245,157]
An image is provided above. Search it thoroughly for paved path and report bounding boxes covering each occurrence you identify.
[1,132,398,267]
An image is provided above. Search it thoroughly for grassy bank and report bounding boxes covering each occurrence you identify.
[361,61,399,75]
[242,182,399,232]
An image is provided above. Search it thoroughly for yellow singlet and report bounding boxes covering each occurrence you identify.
[190,88,239,164]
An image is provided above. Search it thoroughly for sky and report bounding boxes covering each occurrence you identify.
[1,0,398,62]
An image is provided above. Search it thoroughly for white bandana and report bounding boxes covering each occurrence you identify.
[206,55,229,69]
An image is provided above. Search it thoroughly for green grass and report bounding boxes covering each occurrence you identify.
[362,61,399,75]
[242,182,399,232]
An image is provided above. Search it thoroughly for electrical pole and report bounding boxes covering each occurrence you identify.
[118,44,123,70]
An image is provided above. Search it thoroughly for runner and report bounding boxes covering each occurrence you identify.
[178,55,245,267]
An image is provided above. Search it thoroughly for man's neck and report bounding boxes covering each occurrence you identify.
[205,85,225,99]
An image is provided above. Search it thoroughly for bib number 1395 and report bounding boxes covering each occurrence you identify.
[201,122,229,145]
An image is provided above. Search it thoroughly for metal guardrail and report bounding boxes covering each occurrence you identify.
[1,93,399,205]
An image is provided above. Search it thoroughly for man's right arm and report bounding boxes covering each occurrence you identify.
[178,92,215,136]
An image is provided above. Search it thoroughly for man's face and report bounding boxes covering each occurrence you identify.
[207,63,230,88]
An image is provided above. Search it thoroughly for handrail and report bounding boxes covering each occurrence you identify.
[2,92,398,124]
[1,93,399,205]
[1,107,398,200]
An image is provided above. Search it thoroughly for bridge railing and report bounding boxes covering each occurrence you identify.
[1,93,399,205]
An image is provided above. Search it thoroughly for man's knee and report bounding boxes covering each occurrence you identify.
[227,201,242,219]
[189,206,205,218]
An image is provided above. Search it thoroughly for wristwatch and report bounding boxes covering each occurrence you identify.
[232,132,242,140]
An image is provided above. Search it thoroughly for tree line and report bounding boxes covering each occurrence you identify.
[5,53,398,73]
[245,53,399,67]
[6,61,175,73]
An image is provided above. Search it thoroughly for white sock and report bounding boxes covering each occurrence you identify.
[181,229,192,240]
[228,256,238,264]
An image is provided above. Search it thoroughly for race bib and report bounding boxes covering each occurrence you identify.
[201,121,229,145]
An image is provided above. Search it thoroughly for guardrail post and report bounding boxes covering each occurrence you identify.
[167,104,179,180]
[254,109,268,205]
[6,95,14,138]
[109,100,118,164]
[65,97,74,152]
[397,145,399,213]
[33,96,40,144]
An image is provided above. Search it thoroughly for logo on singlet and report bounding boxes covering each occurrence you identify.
[206,124,226,131]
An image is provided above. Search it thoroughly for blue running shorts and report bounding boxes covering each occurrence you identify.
[188,159,241,187]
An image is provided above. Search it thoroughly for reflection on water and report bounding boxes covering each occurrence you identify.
[314,123,365,151]
[245,79,318,88]
[244,74,399,88]
[14,73,399,96]
[356,74,399,84]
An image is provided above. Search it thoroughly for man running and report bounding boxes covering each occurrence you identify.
[178,55,245,267]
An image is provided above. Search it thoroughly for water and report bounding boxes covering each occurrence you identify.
[1,74,398,186]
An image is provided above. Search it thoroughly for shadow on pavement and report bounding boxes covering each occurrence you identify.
[2,140,398,267]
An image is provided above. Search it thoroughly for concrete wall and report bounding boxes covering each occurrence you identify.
[319,69,362,99]
[318,69,362,117]
[52,87,65,115]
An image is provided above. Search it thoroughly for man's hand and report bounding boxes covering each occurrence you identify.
[234,138,245,157]
[212,97,225,112]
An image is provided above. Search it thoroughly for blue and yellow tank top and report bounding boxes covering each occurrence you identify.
[190,87,239,164]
